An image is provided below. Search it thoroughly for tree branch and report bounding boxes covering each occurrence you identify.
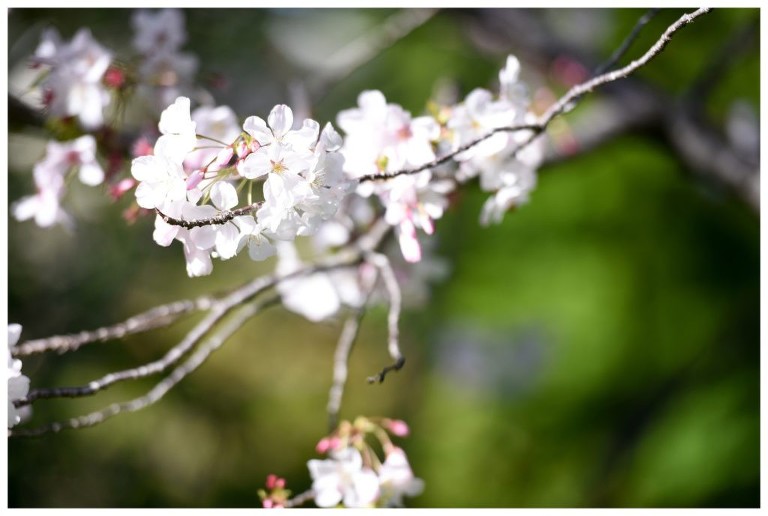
[156,202,262,229]
[366,252,405,384]
[357,7,711,184]
[592,8,660,76]
[10,296,280,437]
[12,296,215,357]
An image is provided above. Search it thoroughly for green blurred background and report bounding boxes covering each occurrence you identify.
[7,8,759,508]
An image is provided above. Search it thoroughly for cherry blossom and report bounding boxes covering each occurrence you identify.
[155,96,197,164]
[131,9,198,111]
[185,105,241,172]
[131,154,188,210]
[33,28,112,129]
[275,242,342,322]
[307,447,380,508]
[13,135,105,228]
[132,8,188,56]
[377,447,425,507]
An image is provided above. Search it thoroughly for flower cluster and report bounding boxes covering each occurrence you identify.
[131,8,198,111]
[337,90,452,263]
[32,28,112,130]
[446,55,543,225]
[7,325,31,429]
[305,417,423,508]
[258,474,291,509]
[12,135,105,228]
[131,97,347,277]
[332,55,542,262]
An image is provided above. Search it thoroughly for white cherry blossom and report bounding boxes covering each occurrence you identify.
[234,215,275,261]
[243,104,296,147]
[377,447,425,507]
[308,447,380,508]
[132,8,187,55]
[33,28,112,129]
[155,96,197,164]
[184,105,241,172]
[131,154,188,210]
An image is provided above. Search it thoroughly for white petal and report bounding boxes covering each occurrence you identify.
[214,223,240,259]
[78,162,104,186]
[242,115,272,145]
[268,104,293,139]
[210,181,238,211]
[8,324,22,347]
[239,150,271,180]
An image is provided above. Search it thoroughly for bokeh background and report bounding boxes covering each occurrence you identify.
[7,8,759,508]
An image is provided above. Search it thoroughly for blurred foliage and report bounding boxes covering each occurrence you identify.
[7,8,759,508]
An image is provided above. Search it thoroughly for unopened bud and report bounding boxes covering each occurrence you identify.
[235,140,248,158]
[208,147,234,172]
[386,419,410,437]
[315,437,332,454]
[103,66,125,89]
[109,178,136,200]
[186,170,204,190]
[132,137,154,157]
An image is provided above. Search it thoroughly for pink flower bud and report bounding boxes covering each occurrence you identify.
[315,437,331,454]
[207,147,234,172]
[266,474,279,490]
[103,66,125,89]
[186,170,204,190]
[109,178,136,200]
[235,140,248,158]
[132,137,154,157]
[386,419,410,437]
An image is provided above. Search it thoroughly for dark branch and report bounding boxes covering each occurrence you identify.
[593,8,660,76]
[156,202,262,229]
[367,356,406,384]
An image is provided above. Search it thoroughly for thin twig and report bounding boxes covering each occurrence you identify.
[12,296,215,357]
[326,272,378,431]
[366,253,405,384]
[283,489,316,508]
[327,312,365,432]
[15,219,391,409]
[18,274,278,406]
[356,123,540,183]
[593,8,660,76]
[539,8,711,129]
[155,202,262,229]
[10,297,280,438]
[357,7,711,184]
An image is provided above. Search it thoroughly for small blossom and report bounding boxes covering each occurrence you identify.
[184,104,241,172]
[377,447,424,507]
[308,447,380,508]
[33,28,112,129]
[154,96,197,164]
